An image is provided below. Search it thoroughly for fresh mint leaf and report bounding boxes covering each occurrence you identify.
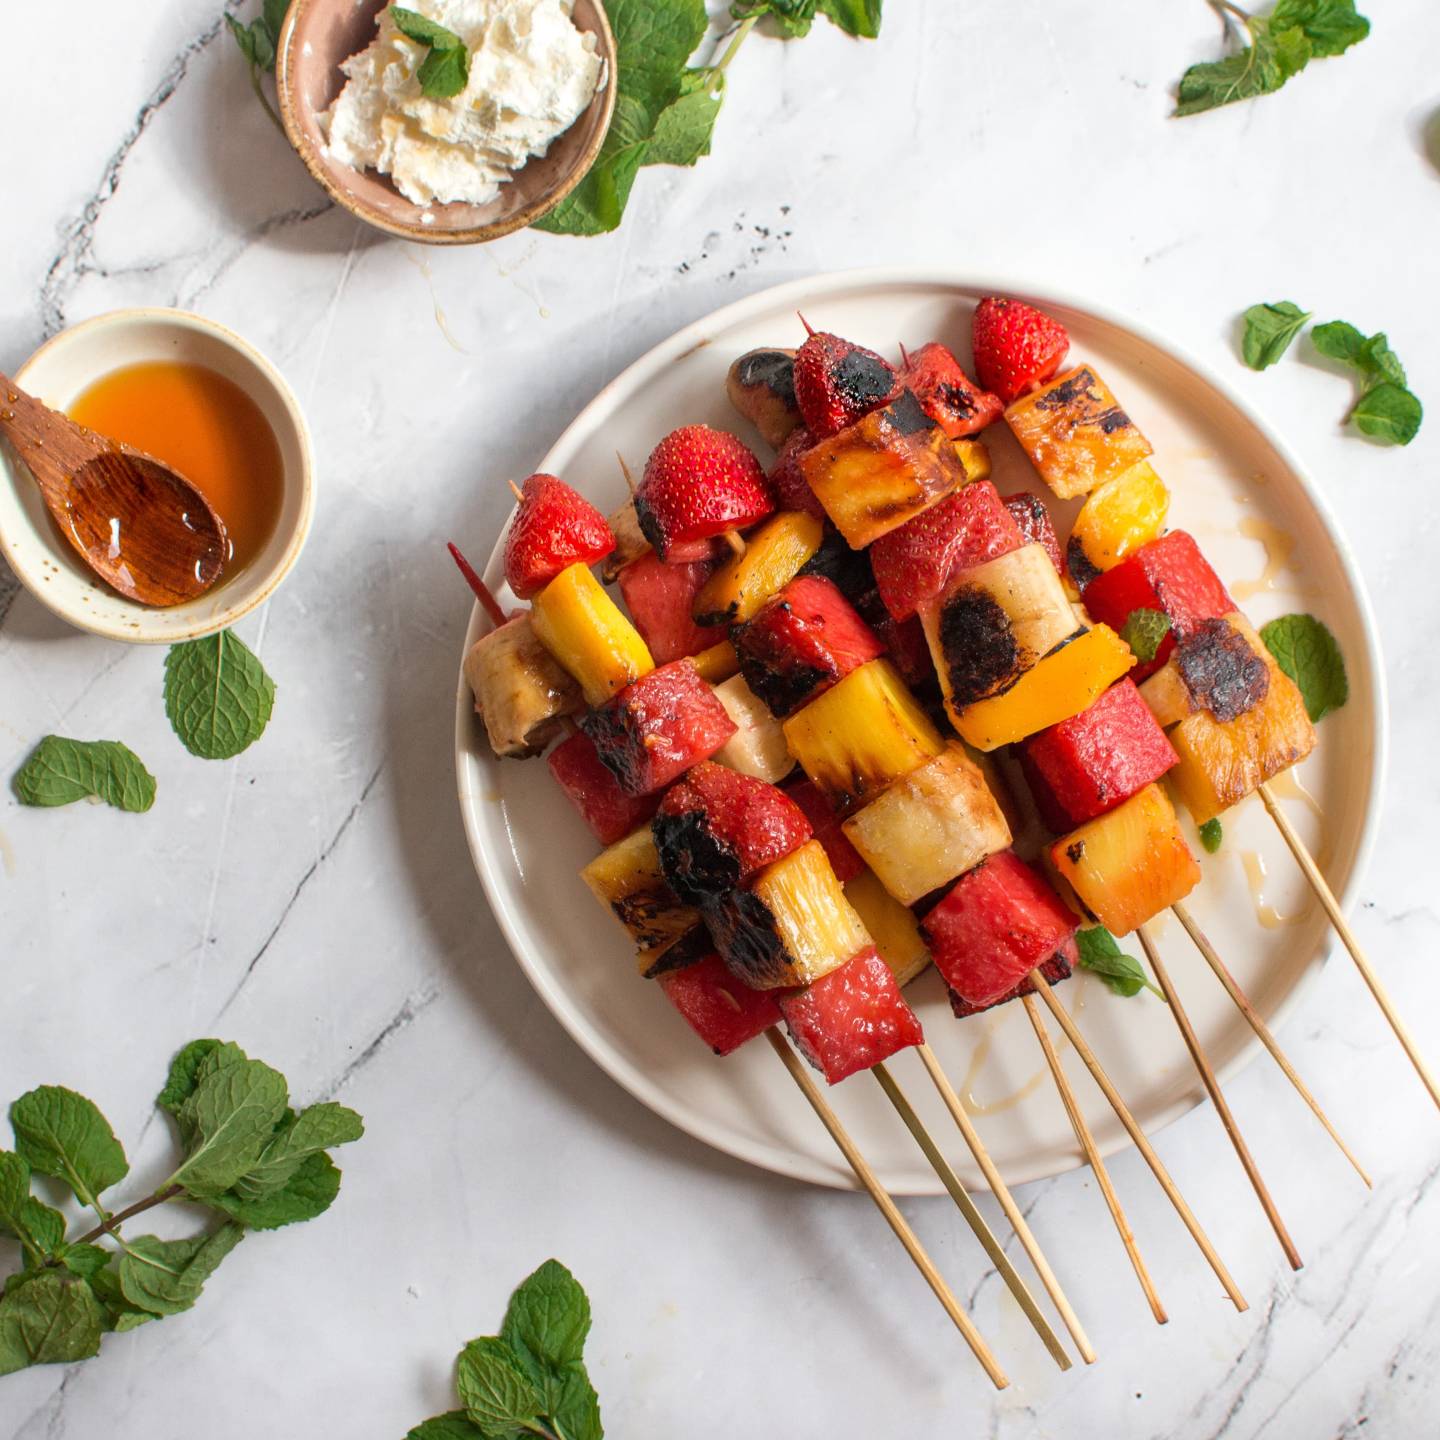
[157,1039,227,1121]
[58,1245,110,1281]
[1076,927,1163,1000]
[1175,18,1310,117]
[167,1051,290,1197]
[0,1272,104,1376]
[1311,319,1367,366]
[406,1415,487,1440]
[226,0,290,74]
[1270,0,1369,55]
[502,1260,592,1384]
[732,0,818,36]
[819,0,883,37]
[1353,383,1423,446]
[1241,301,1311,370]
[1120,607,1172,664]
[534,0,709,236]
[1259,613,1348,722]
[12,736,156,812]
[116,1225,244,1317]
[88,1267,157,1334]
[551,1363,603,1440]
[391,7,471,100]
[205,1150,343,1230]
[10,1086,128,1212]
[229,1102,363,1202]
[1359,333,1407,388]
[456,1336,546,1435]
[390,7,464,50]
[646,70,724,167]
[16,1199,66,1261]
[1199,817,1224,854]
[0,1153,29,1238]
[164,630,276,761]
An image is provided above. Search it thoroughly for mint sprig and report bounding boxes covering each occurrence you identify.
[1076,927,1164,1001]
[1199,817,1224,853]
[164,630,276,760]
[1260,613,1348,722]
[226,0,290,132]
[12,736,156,812]
[408,1261,602,1440]
[391,7,471,100]
[1175,0,1369,117]
[1311,320,1423,446]
[1241,301,1312,370]
[0,1040,361,1380]
[731,0,882,39]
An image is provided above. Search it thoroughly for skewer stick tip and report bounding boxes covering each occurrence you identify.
[616,452,637,495]
[722,528,747,557]
[507,479,525,503]
[447,541,507,628]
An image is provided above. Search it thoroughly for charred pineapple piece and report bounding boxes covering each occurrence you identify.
[1067,460,1170,584]
[463,613,582,759]
[1049,783,1200,936]
[637,926,711,981]
[693,510,824,626]
[581,827,701,959]
[1005,366,1154,501]
[843,869,931,988]
[1167,622,1316,824]
[920,542,1083,712]
[799,391,969,548]
[726,348,801,448]
[532,562,655,707]
[952,437,992,483]
[708,839,871,989]
[841,744,1011,905]
[1139,612,1272,731]
[711,674,795,783]
[782,659,945,813]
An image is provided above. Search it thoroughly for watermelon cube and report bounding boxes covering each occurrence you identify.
[1002,492,1065,578]
[778,946,925,1083]
[1021,678,1178,828]
[922,851,1079,1009]
[580,660,736,796]
[658,951,782,1056]
[785,778,864,883]
[547,730,660,846]
[733,574,885,717]
[869,479,1023,621]
[653,762,812,904]
[899,342,1003,439]
[618,552,726,664]
[1082,532,1235,680]
[948,935,1077,1019]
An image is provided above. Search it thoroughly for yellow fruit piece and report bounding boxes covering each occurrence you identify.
[951,624,1135,751]
[1137,657,1192,730]
[462,613,581,759]
[844,869,930,988]
[581,828,698,957]
[1049,783,1200,936]
[842,743,1011,905]
[694,510,824,626]
[953,438,992,483]
[1005,366,1154,501]
[711,674,794,783]
[743,840,873,988]
[800,396,967,548]
[532,562,654,708]
[1069,460,1169,577]
[691,639,740,684]
[1168,631,1316,825]
[783,658,945,812]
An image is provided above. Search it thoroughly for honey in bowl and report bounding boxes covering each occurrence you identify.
[67,361,284,577]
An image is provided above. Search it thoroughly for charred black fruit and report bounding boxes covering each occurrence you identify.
[638,925,712,980]
[1066,534,1101,591]
[1175,617,1270,722]
[703,890,792,989]
[727,348,801,448]
[937,586,1021,708]
[652,809,742,906]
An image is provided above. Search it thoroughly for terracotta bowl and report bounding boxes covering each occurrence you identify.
[275,0,616,244]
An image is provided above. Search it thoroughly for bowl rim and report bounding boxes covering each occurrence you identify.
[452,265,1390,1193]
[274,0,618,246]
[0,306,315,645]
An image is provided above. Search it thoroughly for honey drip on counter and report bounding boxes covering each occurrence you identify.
[1230,516,1296,602]
[67,361,284,575]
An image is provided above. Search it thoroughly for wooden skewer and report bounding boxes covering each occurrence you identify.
[616,453,636,494]
[1020,995,1168,1325]
[764,1031,1008,1388]
[913,1043,1096,1365]
[1171,901,1371,1188]
[1259,780,1440,1111]
[870,1060,1072,1372]
[446,542,507,628]
[721,529,747,557]
[507,479,525,503]
[1135,927,1302,1272]
[1026,968,1248,1310]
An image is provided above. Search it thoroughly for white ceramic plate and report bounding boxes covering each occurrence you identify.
[454,270,1386,1194]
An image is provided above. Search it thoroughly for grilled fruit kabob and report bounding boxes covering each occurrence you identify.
[460,463,1024,1383]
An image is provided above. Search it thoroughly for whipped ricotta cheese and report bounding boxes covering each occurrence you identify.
[322,0,603,207]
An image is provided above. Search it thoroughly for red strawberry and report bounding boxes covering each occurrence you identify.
[767,425,825,518]
[1002,492,1065,577]
[792,330,899,438]
[635,425,772,559]
[898,342,1002,438]
[503,473,615,600]
[971,298,1070,405]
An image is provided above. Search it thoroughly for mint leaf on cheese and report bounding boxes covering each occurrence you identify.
[12,736,156,812]
[1260,613,1348,722]
[164,630,276,760]
[390,7,471,100]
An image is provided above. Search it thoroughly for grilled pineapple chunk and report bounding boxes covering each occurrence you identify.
[842,744,1011,905]
[844,869,931,988]
[713,839,871,989]
[1049,783,1200,936]
[921,542,1083,712]
[711,674,795,783]
[693,511,824,626]
[799,392,968,548]
[581,827,700,958]
[952,437,992,483]
[1168,626,1316,824]
[691,639,741,684]
[782,659,945,813]
[532,562,655,707]
[1068,460,1169,582]
[463,613,581,759]
[1005,366,1154,500]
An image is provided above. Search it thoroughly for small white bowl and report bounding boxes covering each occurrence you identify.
[0,309,314,643]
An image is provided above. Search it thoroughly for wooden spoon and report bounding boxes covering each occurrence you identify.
[0,372,229,607]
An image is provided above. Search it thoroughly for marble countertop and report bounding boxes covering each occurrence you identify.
[3,2,1439,1435]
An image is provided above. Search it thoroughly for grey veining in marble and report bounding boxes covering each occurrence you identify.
[3,1,1439,1435]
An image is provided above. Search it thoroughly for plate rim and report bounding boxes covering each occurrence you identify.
[453,265,1389,1193]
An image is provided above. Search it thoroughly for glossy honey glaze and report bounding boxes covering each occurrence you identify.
[68,361,283,575]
